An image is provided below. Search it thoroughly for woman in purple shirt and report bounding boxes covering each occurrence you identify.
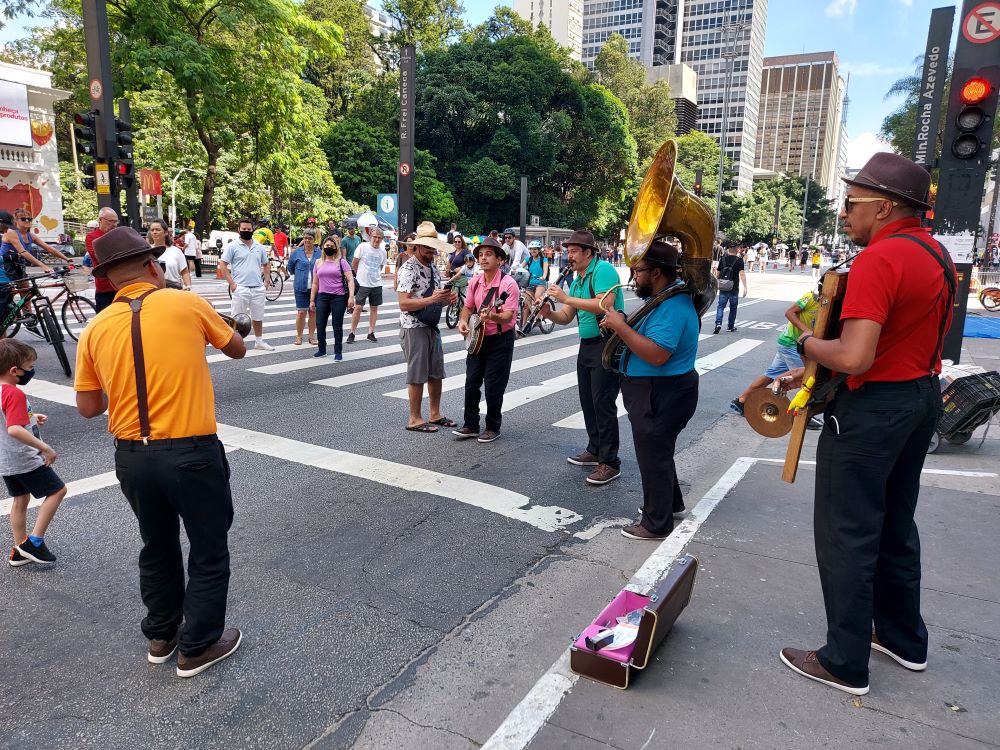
[310,237,355,360]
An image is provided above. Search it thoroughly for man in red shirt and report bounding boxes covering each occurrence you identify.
[779,153,955,696]
[272,225,289,260]
[85,207,120,311]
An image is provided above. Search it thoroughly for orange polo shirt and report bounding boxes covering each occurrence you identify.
[74,282,235,440]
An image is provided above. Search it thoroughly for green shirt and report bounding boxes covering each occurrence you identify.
[341,235,362,263]
[776,291,820,347]
[570,256,623,339]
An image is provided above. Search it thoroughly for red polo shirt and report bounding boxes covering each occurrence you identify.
[85,228,115,294]
[840,217,955,389]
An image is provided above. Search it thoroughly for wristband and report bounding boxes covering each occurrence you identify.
[796,333,813,358]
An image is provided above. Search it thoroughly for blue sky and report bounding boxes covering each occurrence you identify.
[0,0,956,168]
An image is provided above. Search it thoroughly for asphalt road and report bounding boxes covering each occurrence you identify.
[0,276,800,749]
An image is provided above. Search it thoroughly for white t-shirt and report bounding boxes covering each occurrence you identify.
[160,245,188,285]
[354,241,387,288]
[746,248,758,262]
[183,231,200,258]
[508,240,528,269]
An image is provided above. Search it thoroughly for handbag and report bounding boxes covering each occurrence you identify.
[414,265,443,328]
[717,256,735,292]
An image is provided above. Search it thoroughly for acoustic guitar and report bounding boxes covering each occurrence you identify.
[467,290,510,355]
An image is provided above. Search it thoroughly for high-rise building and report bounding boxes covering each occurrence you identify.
[756,52,847,198]
[679,1,768,194]
[513,0,584,60]
[581,1,682,69]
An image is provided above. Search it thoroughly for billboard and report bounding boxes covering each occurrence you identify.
[0,80,32,148]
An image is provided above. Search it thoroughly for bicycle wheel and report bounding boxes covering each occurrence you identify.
[266,271,283,301]
[39,305,71,377]
[536,300,555,334]
[61,295,98,341]
[446,299,460,328]
[979,288,1000,311]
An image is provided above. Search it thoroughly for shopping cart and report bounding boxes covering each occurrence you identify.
[928,370,1000,453]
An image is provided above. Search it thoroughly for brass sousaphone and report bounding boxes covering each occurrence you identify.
[602,140,717,372]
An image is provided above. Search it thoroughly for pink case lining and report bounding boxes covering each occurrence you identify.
[573,589,650,664]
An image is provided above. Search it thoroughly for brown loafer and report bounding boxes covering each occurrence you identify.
[566,450,599,466]
[586,463,621,485]
[176,628,242,678]
[147,635,179,664]
[871,630,927,671]
[779,647,869,695]
[620,524,668,541]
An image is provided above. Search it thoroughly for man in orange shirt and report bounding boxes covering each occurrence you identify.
[75,226,247,679]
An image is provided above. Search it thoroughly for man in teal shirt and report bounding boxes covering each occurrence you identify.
[340,226,362,265]
[542,230,624,486]
[600,240,699,540]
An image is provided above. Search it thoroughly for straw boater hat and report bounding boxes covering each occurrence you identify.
[92,226,164,277]
[403,221,453,253]
[842,152,932,211]
[473,235,508,261]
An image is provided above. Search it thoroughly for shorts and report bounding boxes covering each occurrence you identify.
[765,343,804,380]
[400,326,445,384]
[231,286,266,321]
[4,464,65,498]
[512,268,530,289]
[527,281,545,291]
[355,285,383,307]
[294,290,311,311]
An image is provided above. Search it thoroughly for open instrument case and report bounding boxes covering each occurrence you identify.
[569,554,698,689]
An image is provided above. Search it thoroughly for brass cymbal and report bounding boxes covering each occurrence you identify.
[744,389,794,438]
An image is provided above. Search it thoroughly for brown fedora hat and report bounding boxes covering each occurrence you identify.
[842,152,931,210]
[473,235,508,261]
[92,226,164,277]
[645,239,681,268]
[565,229,597,249]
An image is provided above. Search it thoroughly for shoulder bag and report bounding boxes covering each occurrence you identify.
[414,265,443,329]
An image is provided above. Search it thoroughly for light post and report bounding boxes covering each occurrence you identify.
[714,18,750,236]
[799,128,821,252]
[170,167,201,234]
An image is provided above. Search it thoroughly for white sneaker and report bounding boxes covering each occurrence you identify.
[254,339,275,351]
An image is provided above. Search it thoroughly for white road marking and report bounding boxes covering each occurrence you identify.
[311,328,579,387]
[754,458,998,478]
[20,381,580,532]
[248,334,457,375]
[701,297,764,319]
[553,337,762,429]
[480,456,759,750]
[383,346,579,400]
[1,471,119,517]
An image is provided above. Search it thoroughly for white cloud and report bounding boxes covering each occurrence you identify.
[825,0,857,18]
[841,62,911,77]
[898,0,914,6]
[848,132,893,169]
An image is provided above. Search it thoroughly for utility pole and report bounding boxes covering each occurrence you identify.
[81,0,120,214]
[714,17,749,236]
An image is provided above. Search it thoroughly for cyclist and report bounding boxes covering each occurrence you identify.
[522,240,549,328]
[0,211,54,328]
[447,234,474,296]
[4,210,71,268]
[252,218,275,249]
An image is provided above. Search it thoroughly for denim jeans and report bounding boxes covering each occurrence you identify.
[714,289,739,329]
[316,292,348,355]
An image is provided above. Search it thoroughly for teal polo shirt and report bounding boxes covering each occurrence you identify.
[341,234,362,263]
[570,256,623,339]
[623,292,699,376]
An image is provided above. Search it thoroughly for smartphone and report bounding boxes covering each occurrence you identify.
[443,282,453,291]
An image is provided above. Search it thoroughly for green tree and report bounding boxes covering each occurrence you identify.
[675,130,722,216]
[302,0,379,119]
[377,0,464,68]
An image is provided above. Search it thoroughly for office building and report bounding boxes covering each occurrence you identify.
[646,63,699,134]
[756,52,847,198]
[513,0,584,60]
[581,0,681,69]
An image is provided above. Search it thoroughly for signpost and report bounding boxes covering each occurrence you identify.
[398,45,415,238]
[913,6,955,170]
[377,192,399,232]
[81,0,119,213]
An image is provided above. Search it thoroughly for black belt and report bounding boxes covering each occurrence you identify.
[114,434,219,450]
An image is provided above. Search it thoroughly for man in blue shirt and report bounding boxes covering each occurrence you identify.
[600,240,700,540]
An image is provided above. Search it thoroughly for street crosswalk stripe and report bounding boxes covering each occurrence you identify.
[311,328,579,387]
[383,345,579,399]
[19,380,579,532]
[215,425,581,532]
[211,299,402,314]
[701,297,763,319]
[205,328,406,363]
[551,337,764,429]
[1,471,120,517]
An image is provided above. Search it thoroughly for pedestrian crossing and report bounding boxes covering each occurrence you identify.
[194,287,776,432]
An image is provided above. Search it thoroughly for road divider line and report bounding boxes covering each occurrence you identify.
[701,298,763,319]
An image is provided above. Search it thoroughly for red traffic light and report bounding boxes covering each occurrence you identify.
[960,78,990,105]
[117,163,130,175]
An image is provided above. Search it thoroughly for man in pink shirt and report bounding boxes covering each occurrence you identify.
[454,237,520,443]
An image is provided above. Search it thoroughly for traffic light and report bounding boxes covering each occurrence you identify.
[73,111,98,158]
[114,118,134,187]
[81,162,97,191]
[951,77,993,160]
[694,168,703,196]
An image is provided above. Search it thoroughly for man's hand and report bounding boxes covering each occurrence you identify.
[546,284,567,304]
[40,444,56,466]
[431,288,451,304]
[742,288,748,298]
[448,291,458,304]
[600,309,628,334]
[774,367,806,395]
[458,319,470,336]
[35,414,47,426]
[228,280,237,293]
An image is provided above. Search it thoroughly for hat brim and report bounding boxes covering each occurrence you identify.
[405,236,453,253]
[474,244,508,261]
[841,176,931,211]
[92,245,165,278]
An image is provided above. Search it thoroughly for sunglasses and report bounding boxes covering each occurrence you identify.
[16,216,31,222]
[842,196,898,214]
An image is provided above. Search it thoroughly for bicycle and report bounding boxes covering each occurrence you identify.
[979,286,1000,312]
[517,288,555,337]
[0,269,74,377]
[226,268,284,302]
[445,284,466,329]
[31,269,98,342]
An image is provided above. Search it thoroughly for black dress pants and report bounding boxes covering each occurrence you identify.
[577,337,621,468]
[115,435,234,657]
[463,329,515,432]
[316,292,348,355]
[814,377,939,687]
[622,371,698,535]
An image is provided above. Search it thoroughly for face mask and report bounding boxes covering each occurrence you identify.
[324,247,336,256]
[239,230,253,240]
[16,367,34,386]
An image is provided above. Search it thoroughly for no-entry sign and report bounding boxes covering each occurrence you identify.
[963,2,1000,43]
